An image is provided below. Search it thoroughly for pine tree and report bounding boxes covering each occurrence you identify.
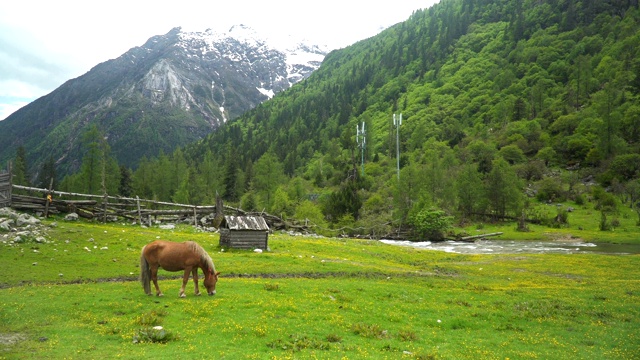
[13,146,30,187]
[37,156,57,190]
[119,166,133,197]
[223,148,239,202]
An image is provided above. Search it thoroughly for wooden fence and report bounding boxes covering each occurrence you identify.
[9,184,296,231]
[0,163,11,208]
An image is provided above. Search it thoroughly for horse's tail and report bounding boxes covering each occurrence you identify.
[140,246,151,295]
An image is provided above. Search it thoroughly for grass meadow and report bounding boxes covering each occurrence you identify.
[0,217,639,359]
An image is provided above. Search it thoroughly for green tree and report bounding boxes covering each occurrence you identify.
[324,176,363,222]
[119,166,133,197]
[173,168,195,204]
[499,144,526,164]
[294,200,328,230]
[593,83,624,159]
[271,186,292,216]
[394,163,425,223]
[79,125,104,194]
[455,164,483,219]
[253,151,286,210]
[485,158,523,218]
[223,148,239,202]
[240,189,258,212]
[131,156,154,199]
[37,156,57,190]
[609,154,640,181]
[13,146,30,187]
[77,125,120,195]
[198,150,224,204]
[409,208,453,241]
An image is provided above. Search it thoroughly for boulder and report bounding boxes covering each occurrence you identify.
[16,213,40,227]
[64,213,79,221]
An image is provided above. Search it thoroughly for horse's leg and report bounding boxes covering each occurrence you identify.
[192,268,201,296]
[179,267,191,298]
[151,265,163,297]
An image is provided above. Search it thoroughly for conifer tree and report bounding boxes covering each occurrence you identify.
[13,146,30,187]
[37,156,57,190]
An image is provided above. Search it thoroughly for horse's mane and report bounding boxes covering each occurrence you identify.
[185,241,215,273]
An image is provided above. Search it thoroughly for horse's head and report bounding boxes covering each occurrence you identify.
[204,270,220,296]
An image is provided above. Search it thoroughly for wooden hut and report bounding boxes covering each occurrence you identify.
[219,215,269,250]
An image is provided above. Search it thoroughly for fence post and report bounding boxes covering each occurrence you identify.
[136,196,143,226]
[103,193,108,223]
[44,178,54,218]
[193,206,198,227]
[0,162,12,208]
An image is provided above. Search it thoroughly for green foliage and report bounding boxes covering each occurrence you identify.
[240,190,258,212]
[323,177,363,222]
[600,210,612,231]
[253,151,286,210]
[118,166,133,197]
[60,125,120,195]
[593,186,618,213]
[37,156,57,189]
[12,146,30,187]
[536,177,566,202]
[499,144,526,164]
[455,164,484,219]
[293,200,328,230]
[271,186,292,216]
[485,158,523,218]
[409,208,453,241]
[133,326,175,344]
[609,154,640,181]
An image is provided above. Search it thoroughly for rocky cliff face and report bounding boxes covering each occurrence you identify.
[0,25,326,176]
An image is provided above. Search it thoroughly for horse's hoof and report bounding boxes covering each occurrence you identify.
[180,294,186,298]
[195,292,201,296]
[157,293,164,297]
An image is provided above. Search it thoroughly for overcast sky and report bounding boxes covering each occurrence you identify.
[0,0,439,121]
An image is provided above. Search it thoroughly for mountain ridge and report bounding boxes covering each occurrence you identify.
[0,25,327,177]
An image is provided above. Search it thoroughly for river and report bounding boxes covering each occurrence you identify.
[379,239,640,255]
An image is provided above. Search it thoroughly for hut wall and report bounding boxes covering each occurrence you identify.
[219,229,268,250]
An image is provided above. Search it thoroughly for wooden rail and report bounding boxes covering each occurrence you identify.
[9,184,299,231]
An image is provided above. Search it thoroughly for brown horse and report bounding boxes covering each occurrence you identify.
[140,240,220,297]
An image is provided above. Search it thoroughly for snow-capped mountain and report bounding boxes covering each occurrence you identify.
[0,25,327,176]
[180,25,326,94]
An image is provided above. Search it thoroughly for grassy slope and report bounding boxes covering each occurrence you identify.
[457,200,640,244]
[0,218,639,359]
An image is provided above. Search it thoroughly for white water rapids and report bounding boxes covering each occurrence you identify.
[380,239,640,255]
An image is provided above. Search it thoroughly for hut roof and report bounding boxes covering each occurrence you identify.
[221,215,269,231]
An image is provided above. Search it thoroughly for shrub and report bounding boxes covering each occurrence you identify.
[536,177,565,202]
[133,326,175,344]
[599,211,611,231]
[264,283,280,291]
[609,154,640,181]
[594,191,617,212]
[351,323,388,339]
[409,208,453,241]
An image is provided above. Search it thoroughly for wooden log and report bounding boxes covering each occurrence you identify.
[457,232,503,242]
[75,207,94,219]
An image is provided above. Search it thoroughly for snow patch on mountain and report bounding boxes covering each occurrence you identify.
[177,24,326,87]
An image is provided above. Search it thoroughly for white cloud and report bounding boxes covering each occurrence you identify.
[0,101,28,121]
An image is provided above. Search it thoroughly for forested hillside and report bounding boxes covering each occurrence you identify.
[15,0,640,238]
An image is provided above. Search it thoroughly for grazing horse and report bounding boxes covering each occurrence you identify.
[140,240,220,297]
